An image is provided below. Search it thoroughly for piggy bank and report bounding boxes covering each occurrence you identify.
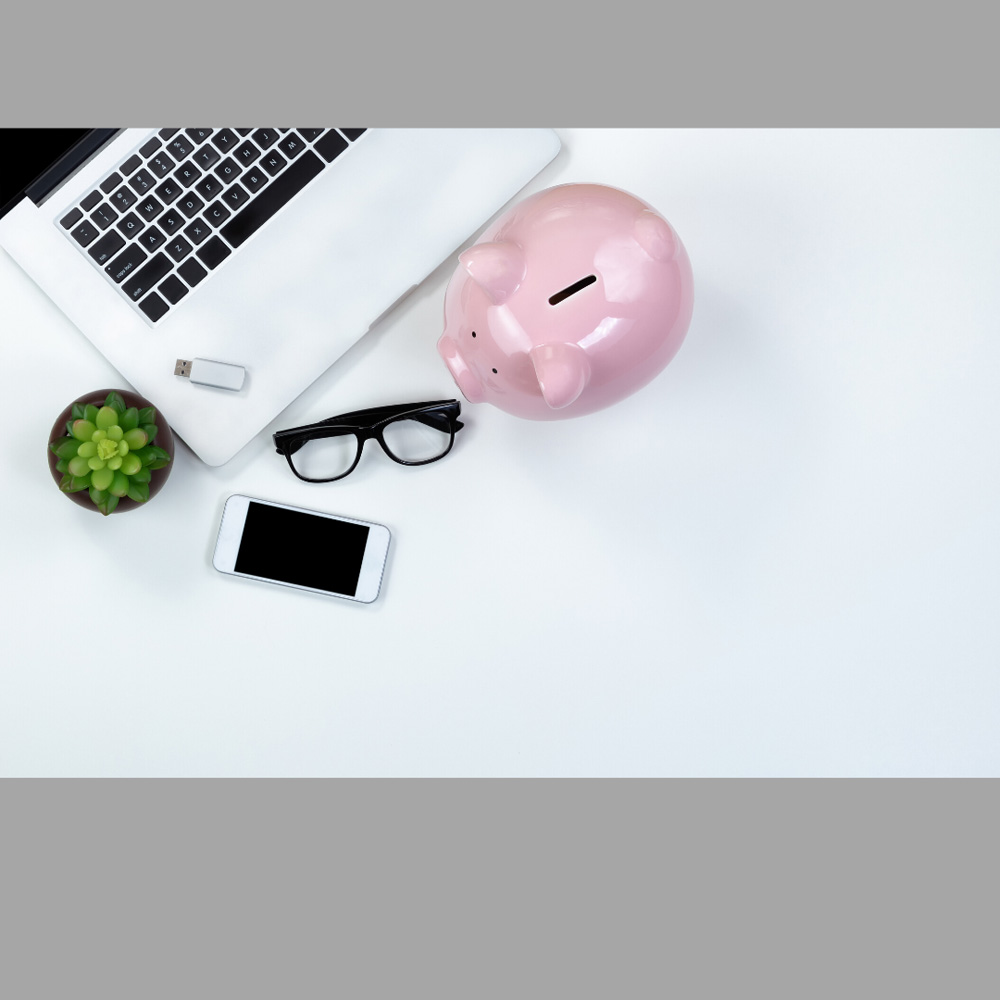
[437,183,694,419]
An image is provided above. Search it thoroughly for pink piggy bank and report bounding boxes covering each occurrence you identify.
[437,183,694,419]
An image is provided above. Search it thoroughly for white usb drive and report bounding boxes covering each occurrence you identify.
[174,358,246,392]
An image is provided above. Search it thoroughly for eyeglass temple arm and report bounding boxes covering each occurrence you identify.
[276,402,462,449]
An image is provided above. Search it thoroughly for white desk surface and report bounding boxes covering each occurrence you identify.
[2,128,998,777]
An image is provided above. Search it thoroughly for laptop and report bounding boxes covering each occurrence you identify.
[0,127,561,466]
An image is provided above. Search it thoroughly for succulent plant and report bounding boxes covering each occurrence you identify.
[49,391,171,515]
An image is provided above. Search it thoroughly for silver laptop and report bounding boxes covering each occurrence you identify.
[0,127,560,465]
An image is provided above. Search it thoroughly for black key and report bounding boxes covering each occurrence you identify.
[221,150,324,248]
[159,209,184,235]
[194,173,223,200]
[139,137,161,157]
[260,150,287,176]
[116,211,145,237]
[205,200,231,226]
[212,128,239,152]
[251,128,280,149]
[137,226,166,252]
[185,129,213,143]
[174,161,202,186]
[123,252,172,300]
[155,177,182,204]
[178,193,205,218]
[138,291,170,322]
[276,131,305,159]
[235,128,253,136]
[242,167,267,193]
[71,220,99,246]
[214,157,242,183]
[100,172,123,194]
[148,152,176,178]
[129,168,156,194]
[137,196,164,221]
[121,154,142,175]
[178,257,207,287]
[183,218,210,244]
[158,128,179,140]
[222,183,249,210]
[105,243,148,283]
[167,135,193,159]
[112,186,136,211]
[166,235,193,262]
[91,203,119,230]
[340,128,366,141]
[234,140,260,164]
[60,207,83,229]
[197,235,231,269]
[81,189,102,211]
[315,130,347,162]
[88,229,125,265]
[193,143,220,169]
[297,129,325,141]
[159,274,188,304]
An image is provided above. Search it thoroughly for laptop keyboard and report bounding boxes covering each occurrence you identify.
[57,128,366,324]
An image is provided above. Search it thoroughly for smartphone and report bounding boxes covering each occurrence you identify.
[212,494,391,603]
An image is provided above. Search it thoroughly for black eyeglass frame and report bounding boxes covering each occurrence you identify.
[273,399,465,483]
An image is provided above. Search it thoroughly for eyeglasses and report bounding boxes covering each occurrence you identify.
[273,399,465,482]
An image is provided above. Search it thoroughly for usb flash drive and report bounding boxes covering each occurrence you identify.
[174,358,246,392]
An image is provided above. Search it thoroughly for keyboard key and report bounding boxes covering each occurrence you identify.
[129,168,156,194]
[155,177,182,204]
[139,137,162,157]
[158,128,179,140]
[121,154,142,175]
[197,235,232,270]
[221,150,324,249]
[166,235,193,262]
[91,203,119,230]
[183,218,210,244]
[71,220,99,246]
[106,243,147,283]
[315,130,347,162]
[194,173,223,200]
[234,140,260,164]
[159,208,185,235]
[212,128,239,152]
[167,134,193,159]
[235,128,253,136]
[116,212,145,237]
[277,132,305,159]
[251,128,280,150]
[178,257,207,287]
[222,183,249,210]
[159,274,188,304]
[88,229,125,265]
[60,207,83,229]
[123,252,172,301]
[138,291,170,322]
[193,143,220,170]
[137,225,166,252]
[214,157,242,183]
[81,190,102,211]
[297,129,325,142]
[148,152,176,178]
[100,172,123,194]
[242,167,268,193]
[112,186,137,211]
[174,161,202,186]
[177,193,205,218]
[137,196,164,222]
[261,150,287,176]
[341,128,366,141]
[205,200,231,226]
[185,128,213,143]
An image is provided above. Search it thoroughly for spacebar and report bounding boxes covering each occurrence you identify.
[220,151,325,248]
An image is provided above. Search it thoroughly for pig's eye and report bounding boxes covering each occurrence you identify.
[471,331,477,338]
[549,274,597,305]
[492,368,498,374]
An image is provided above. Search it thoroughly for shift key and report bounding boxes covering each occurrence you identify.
[122,253,172,301]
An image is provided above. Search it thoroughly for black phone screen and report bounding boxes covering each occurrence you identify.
[234,501,370,596]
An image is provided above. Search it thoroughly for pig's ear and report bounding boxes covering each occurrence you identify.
[529,343,591,410]
[459,242,525,304]
[634,212,676,261]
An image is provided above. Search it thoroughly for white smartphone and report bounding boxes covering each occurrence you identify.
[212,494,391,603]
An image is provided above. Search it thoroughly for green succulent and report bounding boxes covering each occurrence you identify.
[50,391,171,516]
